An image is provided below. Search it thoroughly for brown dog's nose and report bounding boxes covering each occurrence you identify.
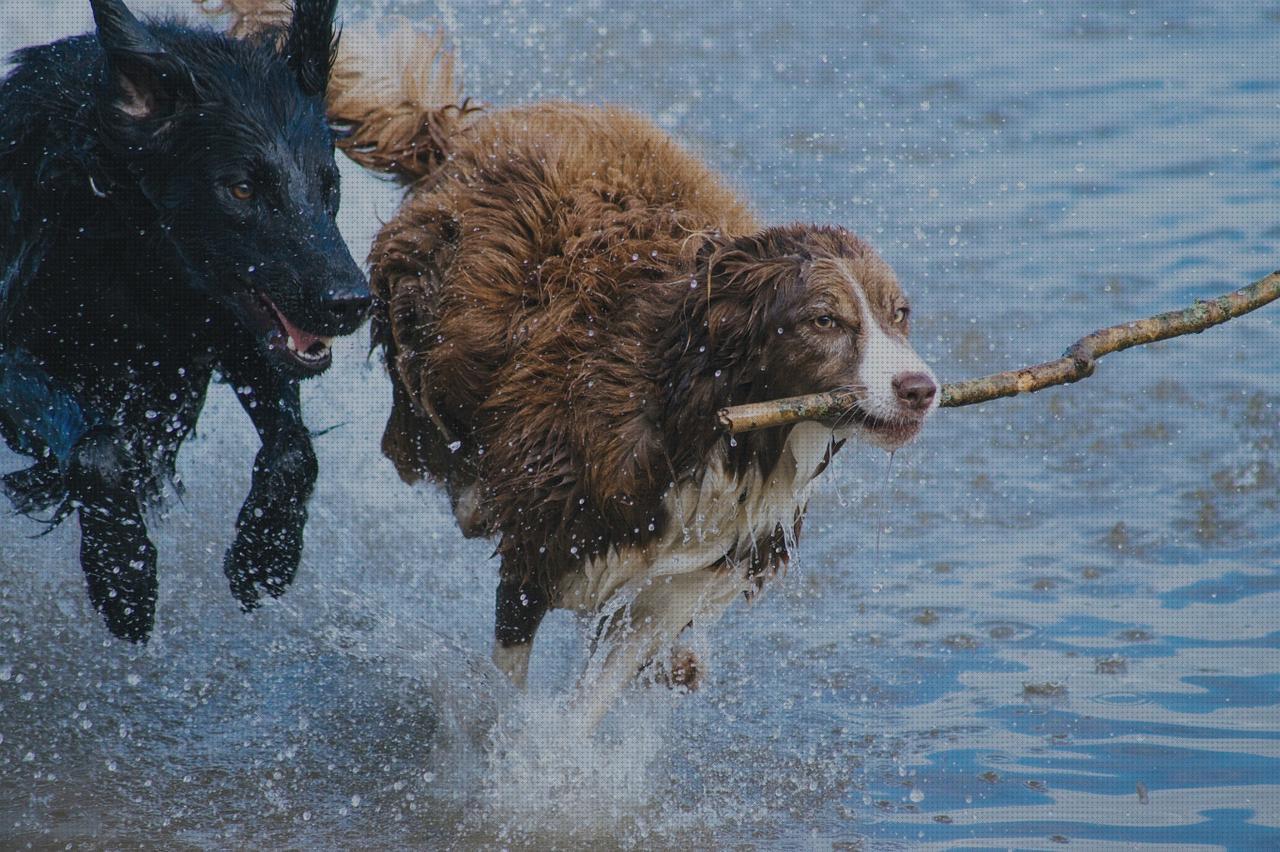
[892,372,937,412]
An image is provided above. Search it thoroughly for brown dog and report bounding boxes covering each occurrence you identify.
[204,4,940,724]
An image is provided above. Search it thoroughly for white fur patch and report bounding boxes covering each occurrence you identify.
[559,420,839,613]
[850,288,938,421]
[556,421,846,726]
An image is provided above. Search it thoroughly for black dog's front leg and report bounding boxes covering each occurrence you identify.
[68,428,157,642]
[220,355,317,610]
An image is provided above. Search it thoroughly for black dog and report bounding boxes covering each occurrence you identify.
[0,0,369,641]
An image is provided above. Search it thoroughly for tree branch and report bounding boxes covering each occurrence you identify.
[719,271,1280,434]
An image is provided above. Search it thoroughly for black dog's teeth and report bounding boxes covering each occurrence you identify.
[283,335,332,362]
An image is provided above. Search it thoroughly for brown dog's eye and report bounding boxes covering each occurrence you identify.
[893,307,910,324]
[813,315,836,330]
[229,181,255,202]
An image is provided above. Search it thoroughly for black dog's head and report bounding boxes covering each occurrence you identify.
[90,0,369,377]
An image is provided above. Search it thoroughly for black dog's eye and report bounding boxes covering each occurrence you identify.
[229,180,255,202]
[813,315,836,330]
[893,306,910,324]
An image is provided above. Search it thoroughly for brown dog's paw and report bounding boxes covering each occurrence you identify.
[667,646,702,692]
[643,645,703,692]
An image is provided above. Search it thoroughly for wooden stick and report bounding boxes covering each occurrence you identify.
[719,271,1280,434]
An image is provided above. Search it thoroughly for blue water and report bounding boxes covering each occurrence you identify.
[2,1,1280,848]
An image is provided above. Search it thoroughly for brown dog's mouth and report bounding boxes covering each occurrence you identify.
[842,404,926,448]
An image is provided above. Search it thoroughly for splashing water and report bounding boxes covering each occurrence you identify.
[875,449,896,562]
[4,0,1280,848]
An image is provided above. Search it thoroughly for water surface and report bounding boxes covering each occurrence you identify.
[2,1,1280,848]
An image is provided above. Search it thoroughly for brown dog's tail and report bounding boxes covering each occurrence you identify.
[195,1,478,183]
[326,18,478,182]
[193,0,291,37]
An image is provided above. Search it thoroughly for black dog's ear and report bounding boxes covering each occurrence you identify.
[286,0,339,98]
[90,0,192,121]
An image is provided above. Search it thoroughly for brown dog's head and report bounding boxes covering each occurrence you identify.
[677,225,937,450]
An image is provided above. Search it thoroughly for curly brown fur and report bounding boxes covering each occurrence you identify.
[367,98,936,665]
[227,11,940,708]
[369,105,760,569]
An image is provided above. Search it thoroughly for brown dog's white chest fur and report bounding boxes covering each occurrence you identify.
[494,422,847,722]
[558,421,843,612]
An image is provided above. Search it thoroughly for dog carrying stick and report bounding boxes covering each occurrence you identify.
[719,271,1280,434]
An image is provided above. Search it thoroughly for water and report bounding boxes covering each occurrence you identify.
[3,1,1280,848]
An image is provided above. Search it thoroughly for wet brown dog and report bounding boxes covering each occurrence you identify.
[207,5,940,724]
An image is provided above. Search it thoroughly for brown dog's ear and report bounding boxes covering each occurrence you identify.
[676,231,787,380]
[691,230,805,327]
[286,0,339,98]
[659,230,805,471]
[91,0,194,122]
[691,231,760,285]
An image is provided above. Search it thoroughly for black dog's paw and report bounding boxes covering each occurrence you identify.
[78,511,158,642]
[2,459,65,517]
[223,503,305,610]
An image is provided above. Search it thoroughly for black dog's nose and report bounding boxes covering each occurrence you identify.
[892,372,937,412]
[322,289,372,331]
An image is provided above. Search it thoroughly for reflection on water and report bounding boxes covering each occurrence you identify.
[3,0,1280,848]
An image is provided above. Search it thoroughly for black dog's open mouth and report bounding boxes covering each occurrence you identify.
[236,292,334,374]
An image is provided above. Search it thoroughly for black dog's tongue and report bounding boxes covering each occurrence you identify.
[272,303,326,353]
[258,294,331,355]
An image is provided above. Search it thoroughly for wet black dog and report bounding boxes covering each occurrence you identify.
[0,0,370,641]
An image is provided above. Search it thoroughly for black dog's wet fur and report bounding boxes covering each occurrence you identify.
[0,0,369,641]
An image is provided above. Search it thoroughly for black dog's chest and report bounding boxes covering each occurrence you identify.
[4,263,223,491]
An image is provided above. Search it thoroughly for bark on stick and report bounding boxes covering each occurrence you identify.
[719,271,1280,434]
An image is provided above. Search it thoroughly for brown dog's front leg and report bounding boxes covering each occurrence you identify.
[493,572,551,687]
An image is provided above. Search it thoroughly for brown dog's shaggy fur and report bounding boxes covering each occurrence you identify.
[367,96,940,717]
[206,4,939,721]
